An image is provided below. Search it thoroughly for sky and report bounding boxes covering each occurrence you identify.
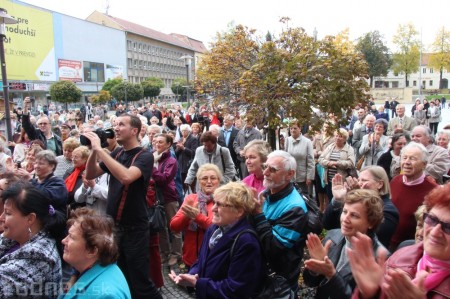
[15,0,449,51]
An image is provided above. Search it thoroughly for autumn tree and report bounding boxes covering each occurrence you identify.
[111,82,143,103]
[141,77,164,101]
[392,23,420,87]
[356,30,392,87]
[197,20,369,149]
[49,81,82,105]
[428,27,450,89]
[91,90,111,104]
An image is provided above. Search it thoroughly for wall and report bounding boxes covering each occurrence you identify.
[370,88,414,104]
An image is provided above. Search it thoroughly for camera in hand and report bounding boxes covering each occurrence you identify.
[80,128,115,148]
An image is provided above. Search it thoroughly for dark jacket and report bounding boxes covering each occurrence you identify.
[22,114,63,156]
[251,183,308,288]
[152,150,178,204]
[304,229,385,299]
[322,194,399,248]
[189,218,265,299]
[175,133,200,174]
[218,126,239,167]
[30,173,68,213]
[63,167,85,209]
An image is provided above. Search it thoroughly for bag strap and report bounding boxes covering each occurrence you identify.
[219,146,226,173]
[115,148,145,222]
[230,229,259,260]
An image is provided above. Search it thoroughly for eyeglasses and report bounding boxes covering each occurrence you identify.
[200,176,219,182]
[213,200,233,208]
[38,123,49,126]
[423,213,450,235]
[262,163,280,173]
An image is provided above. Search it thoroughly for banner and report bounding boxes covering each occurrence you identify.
[105,64,124,81]
[58,59,82,82]
[1,1,56,81]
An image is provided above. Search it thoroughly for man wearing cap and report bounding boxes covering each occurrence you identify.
[22,97,63,156]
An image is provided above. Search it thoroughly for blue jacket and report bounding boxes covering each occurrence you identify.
[189,218,265,299]
[62,263,131,298]
[251,183,308,288]
[30,173,68,213]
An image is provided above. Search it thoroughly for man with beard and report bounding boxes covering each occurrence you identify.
[251,150,308,294]
[85,114,162,299]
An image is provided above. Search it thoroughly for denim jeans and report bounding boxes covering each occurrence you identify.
[116,225,162,299]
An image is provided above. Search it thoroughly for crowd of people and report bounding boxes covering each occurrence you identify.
[0,95,448,298]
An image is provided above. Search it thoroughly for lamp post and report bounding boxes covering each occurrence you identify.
[0,8,17,142]
[123,79,128,111]
[180,55,193,108]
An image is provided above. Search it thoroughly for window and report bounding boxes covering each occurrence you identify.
[127,58,132,69]
[83,62,105,82]
[423,68,426,74]
[413,80,417,87]
[133,42,137,51]
[422,81,426,88]
[430,80,433,86]
[406,80,409,87]
[392,81,399,88]
[138,43,142,52]
[430,68,434,74]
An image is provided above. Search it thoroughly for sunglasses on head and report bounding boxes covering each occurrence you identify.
[423,213,450,235]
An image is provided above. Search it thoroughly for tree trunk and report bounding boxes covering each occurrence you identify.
[267,128,276,150]
[439,68,444,89]
[369,76,373,88]
[405,74,409,87]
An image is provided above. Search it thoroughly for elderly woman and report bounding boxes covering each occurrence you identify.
[152,133,181,267]
[428,101,441,135]
[303,189,385,299]
[190,122,202,139]
[62,208,131,298]
[377,133,409,180]
[0,182,66,298]
[319,128,355,206]
[24,150,69,213]
[170,164,221,268]
[414,103,427,125]
[64,146,90,210]
[359,118,389,167]
[348,184,450,299]
[436,130,450,150]
[55,137,80,178]
[323,166,399,248]
[169,182,265,299]
[242,139,272,194]
[15,145,43,179]
[389,142,438,249]
[175,123,201,189]
[285,121,315,196]
[12,128,30,164]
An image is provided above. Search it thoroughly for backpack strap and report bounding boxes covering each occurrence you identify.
[219,146,226,173]
[115,148,145,222]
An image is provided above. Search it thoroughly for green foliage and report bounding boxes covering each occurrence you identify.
[141,77,164,98]
[102,78,122,93]
[111,82,144,102]
[392,23,420,85]
[196,21,369,136]
[428,27,450,88]
[91,90,111,104]
[171,78,187,96]
[49,81,82,103]
[356,31,392,87]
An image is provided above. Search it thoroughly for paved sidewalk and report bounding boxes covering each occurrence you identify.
[160,263,195,299]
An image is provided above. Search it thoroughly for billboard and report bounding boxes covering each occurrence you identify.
[1,1,56,81]
[58,59,82,82]
[105,64,124,81]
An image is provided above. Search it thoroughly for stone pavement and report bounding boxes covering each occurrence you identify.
[159,263,195,299]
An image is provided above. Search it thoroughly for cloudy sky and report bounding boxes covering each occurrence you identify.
[18,0,447,51]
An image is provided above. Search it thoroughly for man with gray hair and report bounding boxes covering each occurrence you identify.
[352,114,375,159]
[218,114,240,178]
[410,125,450,184]
[251,150,308,293]
[387,104,417,136]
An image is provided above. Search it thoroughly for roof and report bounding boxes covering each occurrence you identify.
[90,12,206,52]
[170,33,208,53]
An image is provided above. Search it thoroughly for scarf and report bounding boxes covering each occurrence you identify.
[153,151,163,168]
[65,165,85,192]
[188,190,213,231]
[413,253,450,291]
[402,172,426,186]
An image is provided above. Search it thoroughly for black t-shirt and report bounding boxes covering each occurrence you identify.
[100,146,153,228]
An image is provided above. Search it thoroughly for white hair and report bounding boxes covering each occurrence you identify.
[401,142,429,163]
[267,150,297,172]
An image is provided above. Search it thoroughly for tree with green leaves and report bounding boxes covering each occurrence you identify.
[111,82,144,103]
[171,78,187,101]
[196,20,369,149]
[428,27,450,89]
[102,78,122,93]
[91,90,111,104]
[141,77,164,101]
[49,81,82,104]
[392,23,420,87]
[356,31,392,87]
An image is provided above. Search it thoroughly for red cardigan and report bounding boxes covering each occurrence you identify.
[170,194,214,266]
[389,175,437,249]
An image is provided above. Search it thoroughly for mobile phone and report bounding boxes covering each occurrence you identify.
[16,162,21,169]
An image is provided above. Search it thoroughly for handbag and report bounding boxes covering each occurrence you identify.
[231,229,295,299]
[356,155,365,171]
[148,187,166,232]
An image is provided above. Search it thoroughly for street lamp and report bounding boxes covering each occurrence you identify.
[180,55,193,107]
[123,79,128,110]
[0,8,17,142]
